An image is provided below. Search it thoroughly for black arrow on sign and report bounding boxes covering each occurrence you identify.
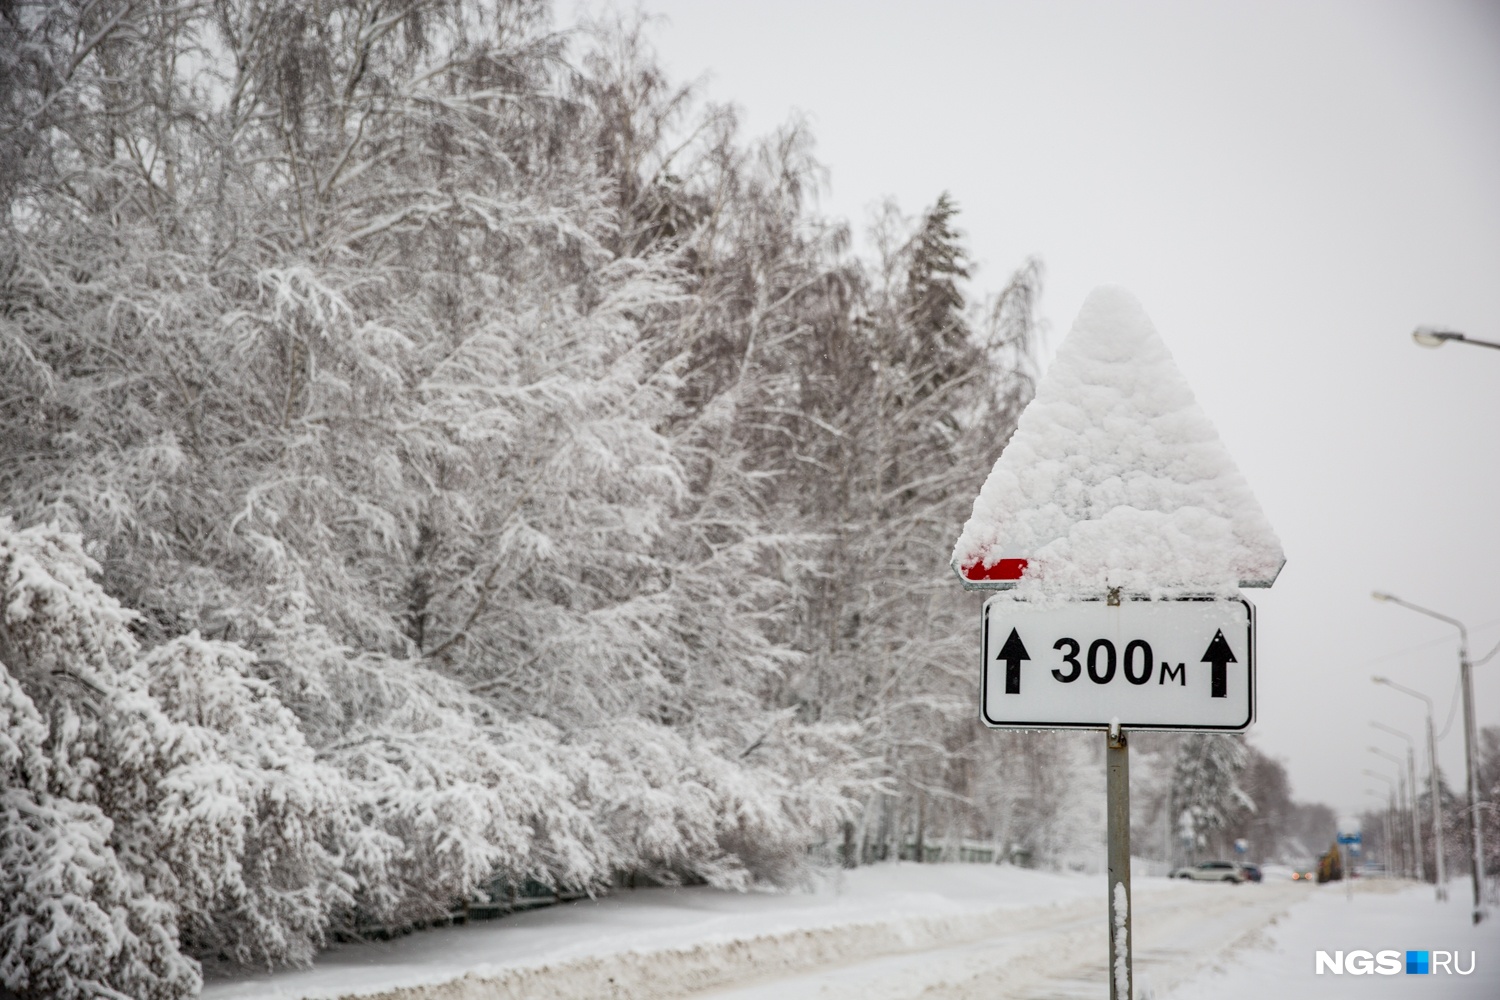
[1201,629,1237,698]
[997,628,1030,694]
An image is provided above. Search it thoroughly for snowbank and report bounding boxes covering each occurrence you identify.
[202,864,1106,1000]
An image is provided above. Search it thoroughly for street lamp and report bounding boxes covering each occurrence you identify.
[1369,746,1411,877]
[1373,676,1448,901]
[1372,591,1485,922]
[1368,791,1398,875]
[1372,721,1426,883]
[1365,769,1400,877]
[1411,326,1500,351]
[1365,788,1396,878]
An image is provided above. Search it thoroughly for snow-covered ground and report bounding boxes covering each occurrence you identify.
[1159,878,1500,999]
[203,866,1499,999]
[203,864,1104,1000]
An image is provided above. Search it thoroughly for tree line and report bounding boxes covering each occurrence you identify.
[0,3,1280,998]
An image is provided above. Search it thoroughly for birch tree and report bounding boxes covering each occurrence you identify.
[1169,733,1252,858]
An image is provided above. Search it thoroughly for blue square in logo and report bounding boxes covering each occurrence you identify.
[1406,950,1429,975]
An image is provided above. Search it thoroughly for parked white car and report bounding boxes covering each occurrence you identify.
[1168,860,1246,883]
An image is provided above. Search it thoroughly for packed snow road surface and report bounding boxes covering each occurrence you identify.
[205,866,1497,1000]
[687,878,1304,1000]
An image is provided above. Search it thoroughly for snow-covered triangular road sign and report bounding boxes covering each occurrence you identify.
[952,285,1284,595]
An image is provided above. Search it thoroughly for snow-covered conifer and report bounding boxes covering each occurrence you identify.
[1169,733,1252,856]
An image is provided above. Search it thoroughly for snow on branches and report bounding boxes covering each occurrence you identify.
[0,3,1043,993]
[1170,733,1252,854]
[1,521,202,999]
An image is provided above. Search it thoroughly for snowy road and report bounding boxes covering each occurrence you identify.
[686,879,1306,1000]
[204,866,1500,999]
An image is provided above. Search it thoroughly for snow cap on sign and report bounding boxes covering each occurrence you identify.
[952,285,1283,597]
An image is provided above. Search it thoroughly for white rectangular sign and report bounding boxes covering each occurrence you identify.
[980,596,1255,731]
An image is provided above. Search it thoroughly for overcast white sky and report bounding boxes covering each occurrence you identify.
[581,0,1500,819]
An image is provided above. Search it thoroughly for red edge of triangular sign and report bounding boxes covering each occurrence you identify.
[962,558,1028,582]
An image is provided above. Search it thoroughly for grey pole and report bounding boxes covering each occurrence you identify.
[1107,727,1131,1000]
[1388,796,1397,877]
[1404,746,1416,881]
[1370,747,1410,876]
[1367,789,1393,876]
[1373,722,1426,883]
[1384,793,1395,877]
[1374,677,1447,900]
[1460,650,1486,923]
[1365,768,1398,878]
[1391,793,1399,877]
[1398,775,1409,876]
[1392,773,1404,869]
[1427,711,1449,901]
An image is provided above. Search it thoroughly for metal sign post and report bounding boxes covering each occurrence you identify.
[1107,725,1131,1000]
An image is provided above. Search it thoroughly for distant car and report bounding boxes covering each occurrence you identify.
[1169,861,1246,883]
[1239,863,1263,883]
[1261,860,1317,882]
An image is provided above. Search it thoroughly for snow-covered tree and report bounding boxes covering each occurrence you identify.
[1227,744,1294,860]
[1479,725,1500,877]
[0,521,233,997]
[139,634,352,966]
[0,658,198,1000]
[2,2,1043,986]
[1169,733,1251,859]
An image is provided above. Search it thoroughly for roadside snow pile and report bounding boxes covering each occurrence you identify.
[952,285,1283,599]
[201,864,1106,1000]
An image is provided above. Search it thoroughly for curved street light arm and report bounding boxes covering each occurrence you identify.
[1368,746,1404,770]
[1372,675,1434,713]
[1412,327,1500,351]
[1370,592,1468,658]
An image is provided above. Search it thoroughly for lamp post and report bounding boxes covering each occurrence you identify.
[1372,592,1484,922]
[1365,769,1399,878]
[1369,746,1411,877]
[1412,327,1500,351]
[1372,721,1426,883]
[1374,676,1448,901]
[1366,788,1395,878]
